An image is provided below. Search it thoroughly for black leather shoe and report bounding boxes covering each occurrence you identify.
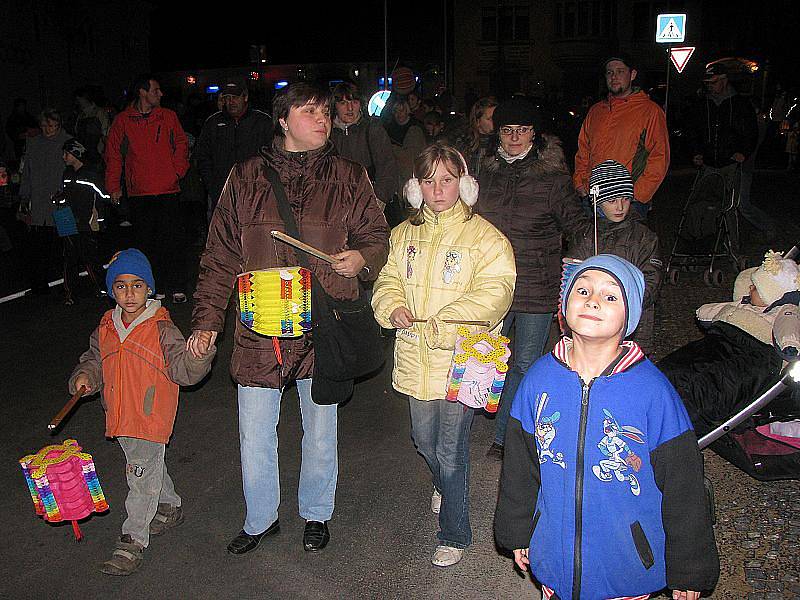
[303,520,330,552]
[226,520,280,554]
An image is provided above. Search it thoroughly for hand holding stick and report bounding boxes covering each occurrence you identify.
[270,231,337,264]
[48,386,87,432]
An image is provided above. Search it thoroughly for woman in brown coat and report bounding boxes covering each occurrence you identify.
[188,82,389,555]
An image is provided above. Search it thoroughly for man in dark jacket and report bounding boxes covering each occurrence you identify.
[194,78,273,218]
[692,63,775,244]
[476,97,590,459]
[329,81,397,209]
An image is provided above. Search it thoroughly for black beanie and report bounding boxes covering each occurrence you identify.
[63,138,87,161]
[492,97,541,130]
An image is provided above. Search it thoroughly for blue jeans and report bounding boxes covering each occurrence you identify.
[237,380,338,534]
[408,397,475,548]
[494,312,552,446]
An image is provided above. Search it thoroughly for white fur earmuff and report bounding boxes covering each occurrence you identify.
[403,148,480,209]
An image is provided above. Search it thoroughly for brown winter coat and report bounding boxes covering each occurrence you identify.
[191,139,389,389]
[476,134,590,314]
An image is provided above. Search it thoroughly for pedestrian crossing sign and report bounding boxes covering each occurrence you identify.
[656,13,686,43]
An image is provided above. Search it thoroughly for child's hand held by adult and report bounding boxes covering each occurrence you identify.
[187,330,217,359]
[513,548,530,571]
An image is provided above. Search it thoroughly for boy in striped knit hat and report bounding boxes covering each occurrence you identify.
[570,160,662,354]
[495,254,719,600]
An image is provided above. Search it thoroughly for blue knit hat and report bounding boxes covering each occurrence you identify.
[561,254,645,338]
[106,248,155,294]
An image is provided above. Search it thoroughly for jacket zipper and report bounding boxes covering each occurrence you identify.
[419,213,442,398]
[572,378,593,600]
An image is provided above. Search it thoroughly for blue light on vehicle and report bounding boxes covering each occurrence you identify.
[275,81,289,90]
[206,85,219,94]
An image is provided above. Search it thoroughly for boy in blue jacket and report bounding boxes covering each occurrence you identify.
[494,255,718,600]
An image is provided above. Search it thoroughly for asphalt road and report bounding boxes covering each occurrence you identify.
[2,168,799,599]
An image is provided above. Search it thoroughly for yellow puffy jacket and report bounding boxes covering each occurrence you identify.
[372,200,516,401]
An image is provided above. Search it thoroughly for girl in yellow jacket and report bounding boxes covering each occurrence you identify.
[372,142,516,567]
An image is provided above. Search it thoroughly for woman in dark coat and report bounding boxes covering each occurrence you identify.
[476,97,589,458]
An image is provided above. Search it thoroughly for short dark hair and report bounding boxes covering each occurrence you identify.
[38,108,62,126]
[129,74,157,99]
[423,111,443,126]
[332,81,360,104]
[272,82,332,137]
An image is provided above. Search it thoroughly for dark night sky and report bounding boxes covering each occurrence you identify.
[150,3,445,72]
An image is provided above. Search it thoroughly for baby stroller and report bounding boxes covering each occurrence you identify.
[665,166,744,287]
[658,247,800,481]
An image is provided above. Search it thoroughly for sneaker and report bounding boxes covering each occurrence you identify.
[154,293,166,300]
[172,292,187,304]
[431,488,442,514]
[431,545,464,567]
[100,534,144,576]
[149,503,184,536]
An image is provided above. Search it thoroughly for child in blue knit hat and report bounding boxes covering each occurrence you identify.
[68,248,216,576]
[495,255,719,600]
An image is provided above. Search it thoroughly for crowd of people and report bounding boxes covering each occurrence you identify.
[13,52,788,598]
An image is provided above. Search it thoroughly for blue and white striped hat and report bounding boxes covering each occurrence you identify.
[589,160,634,205]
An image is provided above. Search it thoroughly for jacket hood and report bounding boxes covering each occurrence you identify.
[484,133,569,177]
[104,299,169,343]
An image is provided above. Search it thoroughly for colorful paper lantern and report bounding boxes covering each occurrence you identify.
[237,268,312,337]
[446,327,511,412]
[20,439,108,540]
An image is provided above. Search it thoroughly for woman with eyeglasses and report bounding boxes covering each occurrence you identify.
[475,97,589,461]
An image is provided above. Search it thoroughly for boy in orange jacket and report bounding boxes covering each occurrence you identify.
[69,248,215,575]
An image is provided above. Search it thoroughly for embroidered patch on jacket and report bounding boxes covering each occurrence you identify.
[442,250,462,284]
[406,245,417,279]
[126,463,145,478]
[591,408,646,496]
[535,392,566,469]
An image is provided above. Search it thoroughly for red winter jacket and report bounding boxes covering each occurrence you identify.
[104,106,189,197]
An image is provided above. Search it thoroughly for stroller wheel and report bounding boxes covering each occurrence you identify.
[737,256,750,271]
[667,269,680,285]
[704,270,725,287]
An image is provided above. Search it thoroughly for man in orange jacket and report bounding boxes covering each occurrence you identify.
[574,54,670,214]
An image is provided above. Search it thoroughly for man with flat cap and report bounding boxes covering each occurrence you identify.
[195,78,273,218]
[574,54,670,214]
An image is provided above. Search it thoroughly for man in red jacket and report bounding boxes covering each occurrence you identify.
[105,75,190,302]
[574,54,670,215]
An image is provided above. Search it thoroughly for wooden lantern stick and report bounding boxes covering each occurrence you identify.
[48,386,87,432]
[409,318,490,326]
[270,231,338,265]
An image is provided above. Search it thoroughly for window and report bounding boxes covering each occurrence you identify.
[482,6,497,41]
[554,0,614,39]
[481,4,530,41]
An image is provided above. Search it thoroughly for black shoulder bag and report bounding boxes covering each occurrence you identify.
[265,166,385,405]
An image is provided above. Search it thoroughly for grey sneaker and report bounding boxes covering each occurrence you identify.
[100,534,144,576]
[431,488,442,514]
[431,545,464,567]
[149,503,184,536]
